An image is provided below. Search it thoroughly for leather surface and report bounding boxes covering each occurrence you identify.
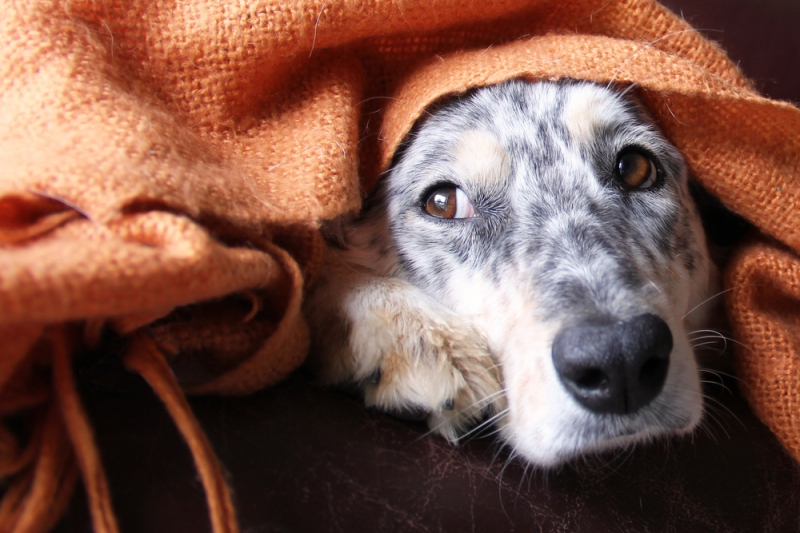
[54,367,800,533]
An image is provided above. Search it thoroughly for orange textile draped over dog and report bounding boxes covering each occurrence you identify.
[1,0,799,530]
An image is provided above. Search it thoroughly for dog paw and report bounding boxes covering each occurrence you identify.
[349,303,505,442]
[304,261,505,442]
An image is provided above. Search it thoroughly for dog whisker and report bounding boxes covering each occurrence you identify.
[688,328,753,360]
[700,368,743,384]
[691,341,728,352]
[702,394,746,430]
[419,394,508,440]
[647,279,664,295]
[692,331,751,352]
[615,80,641,99]
[696,405,728,441]
[683,285,756,320]
[464,388,508,409]
[699,398,735,441]
[457,408,511,442]
[688,335,728,344]
[699,379,733,396]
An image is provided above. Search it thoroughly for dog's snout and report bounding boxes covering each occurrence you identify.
[552,314,672,415]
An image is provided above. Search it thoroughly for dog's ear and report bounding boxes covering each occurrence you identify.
[689,179,753,250]
[608,82,663,128]
[387,84,486,173]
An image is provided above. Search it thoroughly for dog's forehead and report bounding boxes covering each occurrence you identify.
[559,83,634,146]
[451,130,511,188]
[406,81,638,167]
[446,82,631,139]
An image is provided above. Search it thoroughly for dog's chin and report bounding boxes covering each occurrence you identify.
[497,389,704,468]
[488,320,706,468]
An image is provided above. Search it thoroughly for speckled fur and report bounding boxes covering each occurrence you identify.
[305,80,717,466]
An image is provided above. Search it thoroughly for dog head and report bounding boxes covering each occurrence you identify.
[369,80,717,465]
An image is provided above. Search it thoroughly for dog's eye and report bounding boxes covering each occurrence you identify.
[616,150,658,190]
[424,186,476,219]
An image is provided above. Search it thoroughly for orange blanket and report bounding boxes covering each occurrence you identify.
[1,0,799,531]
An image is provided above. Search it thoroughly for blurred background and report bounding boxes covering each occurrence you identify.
[663,0,799,102]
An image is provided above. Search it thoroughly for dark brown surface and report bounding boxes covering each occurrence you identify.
[55,1,800,532]
[56,369,800,533]
[661,0,800,103]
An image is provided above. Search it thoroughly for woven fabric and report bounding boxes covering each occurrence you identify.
[1,0,799,530]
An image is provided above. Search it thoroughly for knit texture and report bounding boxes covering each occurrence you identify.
[1,0,799,530]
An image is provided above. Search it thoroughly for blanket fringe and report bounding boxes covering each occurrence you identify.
[124,333,240,533]
[0,325,240,533]
[51,328,120,533]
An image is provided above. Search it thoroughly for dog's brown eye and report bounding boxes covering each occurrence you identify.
[424,186,475,219]
[616,151,658,190]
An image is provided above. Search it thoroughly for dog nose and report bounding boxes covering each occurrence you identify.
[551,314,672,415]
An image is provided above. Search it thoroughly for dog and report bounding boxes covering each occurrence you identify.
[304,79,718,466]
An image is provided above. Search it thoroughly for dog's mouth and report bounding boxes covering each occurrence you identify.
[497,395,702,467]
[489,313,704,467]
[575,396,700,444]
